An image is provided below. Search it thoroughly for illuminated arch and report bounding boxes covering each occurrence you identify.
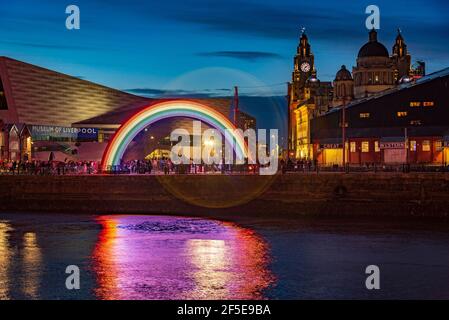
[101,100,247,171]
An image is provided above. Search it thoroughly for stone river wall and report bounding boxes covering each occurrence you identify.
[1,173,449,218]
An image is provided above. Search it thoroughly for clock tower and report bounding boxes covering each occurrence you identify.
[288,29,316,157]
[291,30,315,101]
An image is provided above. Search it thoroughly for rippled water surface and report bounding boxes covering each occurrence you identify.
[1,213,449,300]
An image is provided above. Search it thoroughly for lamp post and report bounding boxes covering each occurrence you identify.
[404,127,410,173]
[233,86,239,126]
[342,97,347,171]
[405,127,409,165]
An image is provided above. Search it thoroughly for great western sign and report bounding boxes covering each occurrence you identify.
[380,142,405,149]
[319,143,342,149]
[31,125,98,141]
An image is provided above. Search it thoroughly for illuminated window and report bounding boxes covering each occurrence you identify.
[410,120,422,126]
[350,142,356,153]
[423,101,434,107]
[410,102,421,107]
[362,141,369,153]
[397,111,408,117]
[410,140,417,151]
[436,141,443,151]
[360,113,370,119]
[375,141,380,152]
[422,140,431,152]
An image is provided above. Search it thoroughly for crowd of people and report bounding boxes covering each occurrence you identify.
[109,158,255,175]
[0,158,258,175]
[280,158,319,173]
[1,157,446,175]
[0,159,100,175]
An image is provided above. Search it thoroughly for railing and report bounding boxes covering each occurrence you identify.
[283,163,449,173]
[0,162,260,176]
[1,161,448,176]
[101,164,259,175]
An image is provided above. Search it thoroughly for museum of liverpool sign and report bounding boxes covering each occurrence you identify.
[30,125,99,142]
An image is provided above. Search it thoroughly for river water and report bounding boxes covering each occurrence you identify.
[0,213,448,300]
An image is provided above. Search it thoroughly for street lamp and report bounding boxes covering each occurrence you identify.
[342,97,347,171]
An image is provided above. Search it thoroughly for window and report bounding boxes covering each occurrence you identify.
[375,141,380,152]
[0,77,8,110]
[436,141,443,151]
[423,101,435,107]
[397,111,408,117]
[368,72,373,84]
[362,141,369,153]
[360,113,370,119]
[410,102,421,107]
[410,140,417,152]
[422,140,431,152]
[350,142,356,153]
[410,120,422,126]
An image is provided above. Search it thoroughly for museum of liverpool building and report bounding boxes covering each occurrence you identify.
[310,67,449,166]
[0,56,255,162]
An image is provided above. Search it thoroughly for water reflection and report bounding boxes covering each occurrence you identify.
[0,221,13,300]
[92,218,121,299]
[92,215,274,300]
[187,239,230,299]
[0,222,42,300]
[2,214,449,299]
[21,232,42,299]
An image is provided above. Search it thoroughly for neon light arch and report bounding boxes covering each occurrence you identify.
[101,100,247,171]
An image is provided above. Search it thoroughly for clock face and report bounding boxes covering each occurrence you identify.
[300,62,311,73]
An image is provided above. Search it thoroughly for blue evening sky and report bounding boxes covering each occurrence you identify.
[0,0,448,137]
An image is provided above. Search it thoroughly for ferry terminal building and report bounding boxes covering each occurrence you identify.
[288,28,449,166]
[311,68,449,166]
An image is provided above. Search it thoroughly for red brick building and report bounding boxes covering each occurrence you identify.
[311,68,449,166]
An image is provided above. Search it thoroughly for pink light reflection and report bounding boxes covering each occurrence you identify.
[92,215,274,300]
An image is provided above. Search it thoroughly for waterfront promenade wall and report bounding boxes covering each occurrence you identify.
[1,173,449,217]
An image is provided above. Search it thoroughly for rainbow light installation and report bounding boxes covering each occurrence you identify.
[101,100,247,171]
